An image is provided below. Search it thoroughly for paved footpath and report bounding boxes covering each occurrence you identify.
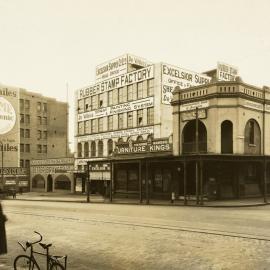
[1,199,270,269]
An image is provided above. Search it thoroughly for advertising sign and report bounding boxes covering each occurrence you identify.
[217,62,238,81]
[0,86,19,167]
[30,165,74,174]
[78,65,154,99]
[78,97,154,122]
[180,100,209,112]
[127,54,152,68]
[30,157,74,166]
[115,139,172,155]
[161,63,211,105]
[95,54,128,82]
[182,109,207,121]
[77,126,154,142]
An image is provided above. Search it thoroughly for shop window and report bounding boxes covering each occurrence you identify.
[137,109,143,126]
[91,141,96,157]
[98,141,103,157]
[108,139,113,156]
[147,107,154,125]
[127,112,133,128]
[147,79,154,96]
[77,143,82,157]
[153,169,171,193]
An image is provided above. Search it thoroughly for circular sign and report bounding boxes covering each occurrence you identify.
[0,97,16,134]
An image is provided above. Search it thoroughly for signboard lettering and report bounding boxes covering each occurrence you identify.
[217,62,238,81]
[180,100,209,112]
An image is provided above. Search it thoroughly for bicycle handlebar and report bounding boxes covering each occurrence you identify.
[18,231,43,251]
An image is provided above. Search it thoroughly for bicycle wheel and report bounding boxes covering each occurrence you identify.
[14,255,38,270]
[50,262,65,270]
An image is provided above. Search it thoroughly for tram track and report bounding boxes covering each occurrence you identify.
[6,210,270,243]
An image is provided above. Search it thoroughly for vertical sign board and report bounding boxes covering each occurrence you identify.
[0,86,19,168]
[217,62,238,81]
[161,63,211,104]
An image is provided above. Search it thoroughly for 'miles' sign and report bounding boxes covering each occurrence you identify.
[115,139,172,155]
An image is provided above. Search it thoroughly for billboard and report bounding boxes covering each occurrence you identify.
[217,62,238,81]
[161,63,211,104]
[0,86,19,168]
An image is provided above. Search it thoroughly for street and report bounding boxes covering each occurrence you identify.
[1,200,270,269]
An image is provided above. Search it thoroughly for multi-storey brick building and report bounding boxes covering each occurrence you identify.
[0,83,70,191]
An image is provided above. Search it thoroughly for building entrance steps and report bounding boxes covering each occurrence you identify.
[6,192,269,207]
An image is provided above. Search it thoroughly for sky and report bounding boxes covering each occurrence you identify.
[1,0,270,152]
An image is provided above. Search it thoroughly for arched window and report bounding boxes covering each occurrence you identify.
[108,139,113,156]
[84,142,89,157]
[91,141,96,157]
[147,134,153,142]
[77,143,82,157]
[137,135,143,142]
[98,141,103,157]
[118,138,124,144]
[244,119,261,154]
[221,120,233,154]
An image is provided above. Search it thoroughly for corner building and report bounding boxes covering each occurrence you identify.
[75,54,210,199]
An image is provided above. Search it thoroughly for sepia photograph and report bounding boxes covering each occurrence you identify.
[0,0,270,269]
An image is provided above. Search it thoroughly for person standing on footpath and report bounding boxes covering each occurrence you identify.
[0,202,7,255]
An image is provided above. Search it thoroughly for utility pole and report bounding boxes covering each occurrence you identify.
[195,107,199,205]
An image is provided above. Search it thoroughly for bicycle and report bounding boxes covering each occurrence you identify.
[13,231,67,270]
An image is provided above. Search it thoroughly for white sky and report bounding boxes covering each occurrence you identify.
[1,0,270,152]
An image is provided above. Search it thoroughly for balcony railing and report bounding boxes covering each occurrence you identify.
[182,141,207,154]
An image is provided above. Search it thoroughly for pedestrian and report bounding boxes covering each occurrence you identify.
[0,203,7,255]
[12,189,16,199]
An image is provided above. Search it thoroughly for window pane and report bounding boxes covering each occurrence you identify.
[147,107,154,125]
[127,112,133,128]
[147,79,154,96]
[137,109,143,126]
[137,82,143,99]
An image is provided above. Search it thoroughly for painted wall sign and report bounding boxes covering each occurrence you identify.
[244,100,263,111]
[30,165,74,174]
[182,109,207,121]
[77,126,154,142]
[78,65,154,99]
[95,54,128,82]
[0,167,28,176]
[161,63,211,105]
[115,139,172,155]
[78,97,154,122]
[30,157,74,166]
[217,62,238,81]
[180,100,209,112]
[0,97,16,134]
[127,54,152,68]
[89,163,111,172]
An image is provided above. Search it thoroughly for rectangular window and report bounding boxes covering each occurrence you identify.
[37,102,41,112]
[78,99,84,113]
[43,117,47,125]
[25,160,30,168]
[249,121,255,144]
[43,103,47,112]
[127,85,133,101]
[20,114,24,123]
[43,131,47,139]
[118,113,124,129]
[20,144,24,153]
[118,87,124,103]
[147,107,154,125]
[25,114,30,124]
[20,159,24,167]
[137,109,143,126]
[25,129,30,138]
[108,115,113,131]
[122,87,127,102]
[85,97,91,111]
[91,95,97,110]
[108,91,113,106]
[25,144,30,152]
[147,79,154,96]
[20,99,24,110]
[25,100,30,110]
[43,145,47,153]
[78,122,84,135]
[20,128,24,138]
[98,117,103,132]
[37,130,42,140]
[98,93,104,108]
[91,119,97,133]
[127,112,133,128]
[85,120,91,134]
[133,84,137,100]
[37,116,42,125]
[137,82,143,99]
[37,144,42,153]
